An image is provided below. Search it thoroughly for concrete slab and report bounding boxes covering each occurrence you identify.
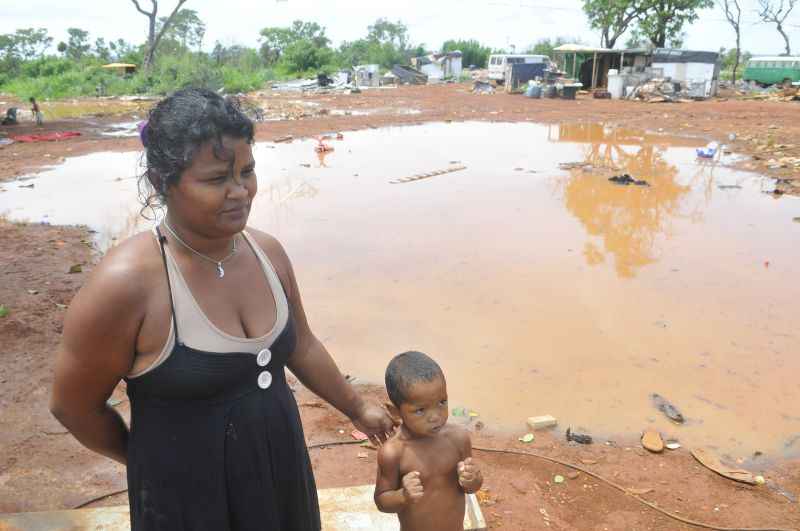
[0,485,486,531]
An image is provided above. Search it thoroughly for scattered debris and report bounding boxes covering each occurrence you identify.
[68,264,83,274]
[553,475,565,484]
[691,447,757,485]
[579,458,598,465]
[559,161,592,170]
[26,289,39,295]
[472,81,495,95]
[651,393,685,423]
[793,217,800,223]
[452,407,467,417]
[696,145,718,159]
[717,184,742,190]
[0,305,8,318]
[641,430,664,453]
[609,174,650,187]
[351,430,368,441]
[389,164,467,184]
[527,415,558,431]
[19,183,35,189]
[566,471,580,480]
[566,427,593,445]
[627,487,654,495]
[665,440,682,450]
[519,433,535,443]
[754,475,766,485]
[357,452,369,459]
[274,135,294,144]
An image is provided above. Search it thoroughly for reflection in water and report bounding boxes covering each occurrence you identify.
[554,123,692,278]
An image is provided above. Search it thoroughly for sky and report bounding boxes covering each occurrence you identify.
[4,0,799,56]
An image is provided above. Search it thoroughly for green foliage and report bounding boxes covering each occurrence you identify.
[157,9,206,52]
[525,37,576,57]
[282,38,335,75]
[259,20,330,65]
[65,28,91,60]
[583,0,644,48]
[634,0,713,48]
[336,19,413,69]
[442,39,491,68]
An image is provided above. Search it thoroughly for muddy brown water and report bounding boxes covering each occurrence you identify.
[2,122,798,460]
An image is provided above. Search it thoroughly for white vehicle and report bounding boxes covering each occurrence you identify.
[488,54,550,83]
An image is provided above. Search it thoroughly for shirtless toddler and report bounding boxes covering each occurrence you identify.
[374,351,483,531]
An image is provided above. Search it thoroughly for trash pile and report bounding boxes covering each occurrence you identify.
[626,78,699,103]
[731,80,800,102]
[472,80,496,95]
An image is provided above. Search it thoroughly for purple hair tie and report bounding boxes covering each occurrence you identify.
[137,120,150,147]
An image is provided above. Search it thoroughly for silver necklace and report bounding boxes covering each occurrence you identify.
[162,220,238,279]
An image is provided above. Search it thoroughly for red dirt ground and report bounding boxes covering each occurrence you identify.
[1,84,798,529]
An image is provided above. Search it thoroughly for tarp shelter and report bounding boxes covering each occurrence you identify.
[101,63,137,75]
[504,63,548,92]
[412,51,463,81]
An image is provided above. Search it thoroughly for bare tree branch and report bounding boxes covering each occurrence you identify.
[130,0,152,17]
[152,0,188,51]
[757,0,796,54]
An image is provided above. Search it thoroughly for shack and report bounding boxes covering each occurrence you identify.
[411,51,463,81]
[650,49,720,97]
[101,62,137,76]
[553,45,654,89]
[353,64,380,87]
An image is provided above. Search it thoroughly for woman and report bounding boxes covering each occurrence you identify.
[50,88,396,530]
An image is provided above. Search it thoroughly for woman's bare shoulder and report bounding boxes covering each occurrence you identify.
[79,231,164,307]
[244,227,292,279]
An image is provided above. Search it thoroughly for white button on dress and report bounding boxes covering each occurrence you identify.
[258,371,273,390]
[257,348,272,367]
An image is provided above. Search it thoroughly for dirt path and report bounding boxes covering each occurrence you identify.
[1,85,799,529]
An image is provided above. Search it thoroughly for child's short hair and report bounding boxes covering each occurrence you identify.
[385,351,444,406]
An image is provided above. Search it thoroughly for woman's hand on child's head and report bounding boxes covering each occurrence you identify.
[402,471,424,504]
[457,458,483,491]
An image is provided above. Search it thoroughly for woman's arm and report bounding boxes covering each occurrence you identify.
[50,247,146,465]
[254,231,396,443]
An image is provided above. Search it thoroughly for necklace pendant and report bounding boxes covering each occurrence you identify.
[217,263,225,279]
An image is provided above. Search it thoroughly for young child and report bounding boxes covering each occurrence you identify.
[29,97,43,126]
[375,351,483,531]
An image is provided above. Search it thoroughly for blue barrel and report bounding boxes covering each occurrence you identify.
[525,85,542,98]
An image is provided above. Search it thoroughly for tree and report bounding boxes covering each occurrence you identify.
[282,38,334,73]
[3,28,53,60]
[442,39,491,68]
[94,38,112,62]
[367,19,409,50]
[757,0,796,55]
[109,39,138,62]
[65,28,91,61]
[525,37,575,57]
[259,21,330,64]
[157,8,205,51]
[583,0,645,48]
[635,0,713,48]
[718,0,743,82]
[130,0,190,70]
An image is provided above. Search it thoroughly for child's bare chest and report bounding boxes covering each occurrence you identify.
[399,437,462,483]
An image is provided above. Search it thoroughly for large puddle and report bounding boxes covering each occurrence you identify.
[2,122,799,460]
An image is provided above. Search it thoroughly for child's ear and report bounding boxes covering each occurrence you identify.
[384,402,401,423]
